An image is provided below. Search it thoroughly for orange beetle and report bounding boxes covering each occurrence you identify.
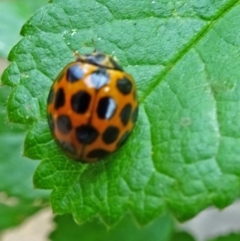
[47,51,138,163]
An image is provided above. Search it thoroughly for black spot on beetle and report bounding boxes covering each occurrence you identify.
[76,125,99,144]
[120,104,132,126]
[116,77,132,95]
[97,97,116,119]
[54,88,65,109]
[71,91,91,114]
[56,115,73,134]
[102,126,120,144]
[67,64,84,82]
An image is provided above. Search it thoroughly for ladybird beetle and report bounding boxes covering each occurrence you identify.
[47,51,138,163]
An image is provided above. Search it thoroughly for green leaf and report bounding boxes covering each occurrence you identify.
[0,86,21,133]
[208,233,240,241]
[2,0,240,226]
[0,86,49,200]
[49,214,173,241]
[0,0,46,57]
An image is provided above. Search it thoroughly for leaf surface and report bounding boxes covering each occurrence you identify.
[2,0,240,225]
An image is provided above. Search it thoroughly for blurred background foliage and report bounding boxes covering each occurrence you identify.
[0,0,46,57]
